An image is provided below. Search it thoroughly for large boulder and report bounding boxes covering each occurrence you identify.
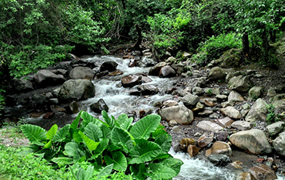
[228,75,252,92]
[159,65,176,77]
[229,129,272,154]
[99,61,118,72]
[248,86,263,100]
[121,75,142,88]
[208,67,227,81]
[272,131,285,156]
[158,105,194,125]
[245,98,268,122]
[182,94,200,107]
[272,94,285,110]
[13,77,34,92]
[58,79,95,102]
[69,67,95,79]
[149,62,167,76]
[266,121,285,136]
[228,91,244,103]
[34,70,65,87]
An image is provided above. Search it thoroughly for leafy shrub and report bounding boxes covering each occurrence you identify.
[21,111,183,179]
[192,33,242,65]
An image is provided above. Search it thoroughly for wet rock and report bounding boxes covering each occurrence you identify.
[13,77,33,92]
[180,138,195,150]
[129,89,140,96]
[69,66,95,80]
[58,79,95,102]
[208,154,231,166]
[128,59,138,67]
[231,121,252,131]
[73,59,96,69]
[245,98,268,122]
[220,106,241,119]
[215,117,234,128]
[90,99,109,113]
[231,161,243,169]
[187,145,200,157]
[229,129,272,154]
[108,70,123,76]
[228,75,252,92]
[158,105,194,125]
[248,86,263,100]
[137,85,159,95]
[141,57,156,67]
[198,132,214,148]
[30,93,47,108]
[56,69,68,76]
[34,70,65,87]
[162,100,178,107]
[198,110,213,116]
[216,94,228,101]
[208,67,227,81]
[149,62,167,76]
[272,94,285,110]
[121,75,142,88]
[205,141,232,157]
[171,62,186,75]
[249,164,277,180]
[68,101,79,114]
[236,172,255,180]
[99,61,118,72]
[159,65,176,77]
[266,121,285,136]
[197,121,223,132]
[228,91,245,103]
[182,94,200,107]
[169,120,178,126]
[215,131,229,141]
[273,131,285,156]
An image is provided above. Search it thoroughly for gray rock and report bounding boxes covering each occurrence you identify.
[159,65,176,77]
[69,67,95,79]
[149,62,167,76]
[228,91,245,103]
[13,77,33,92]
[272,94,285,110]
[159,105,194,125]
[248,86,263,100]
[90,99,109,113]
[249,164,277,180]
[273,131,285,156]
[99,61,118,72]
[182,94,200,107]
[68,101,79,114]
[267,87,276,97]
[208,154,231,166]
[58,79,95,102]
[215,117,234,128]
[229,129,272,154]
[197,121,224,132]
[231,121,252,131]
[192,87,204,95]
[220,106,241,119]
[208,67,227,81]
[228,75,252,92]
[245,98,268,122]
[121,75,142,88]
[34,70,65,87]
[216,94,228,100]
[266,121,285,136]
[162,100,178,107]
[30,93,46,107]
[49,98,59,104]
[137,85,159,95]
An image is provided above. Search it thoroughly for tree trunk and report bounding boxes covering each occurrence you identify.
[242,33,249,55]
[133,24,142,51]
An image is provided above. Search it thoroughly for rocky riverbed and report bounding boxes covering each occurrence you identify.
[2,49,285,179]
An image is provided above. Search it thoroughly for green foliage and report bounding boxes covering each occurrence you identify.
[192,33,242,65]
[266,104,280,124]
[21,111,183,179]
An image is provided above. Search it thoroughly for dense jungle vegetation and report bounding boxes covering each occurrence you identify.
[0,0,285,178]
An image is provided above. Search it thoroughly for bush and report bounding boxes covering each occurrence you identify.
[21,111,183,180]
[192,33,242,65]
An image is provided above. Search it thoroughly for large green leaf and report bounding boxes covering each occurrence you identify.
[130,164,147,180]
[154,134,172,153]
[161,158,183,176]
[97,164,113,179]
[130,114,161,139]
[146,163,177,180]
[46,124,58,140]
[101,125,111,139]
[84,122,102,142]
[92,138,109,159]
[104,151,127,171]
[21,124,47,146]
[79,131,100,152]
[102,110,114,128]
[111,127,133,152]
[81,111,108,128]
[53,124,70,142]
[116,113,133,130]
[129,139,162,164]
[71,111,82,131]
[64,142,85,161]
[152,124,168,139]
[51,157,73,166]
[43,140,52,149]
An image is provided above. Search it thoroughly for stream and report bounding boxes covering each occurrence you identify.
[20,55,285,179]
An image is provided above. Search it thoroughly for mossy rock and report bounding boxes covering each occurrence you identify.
[218,48,242,68]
